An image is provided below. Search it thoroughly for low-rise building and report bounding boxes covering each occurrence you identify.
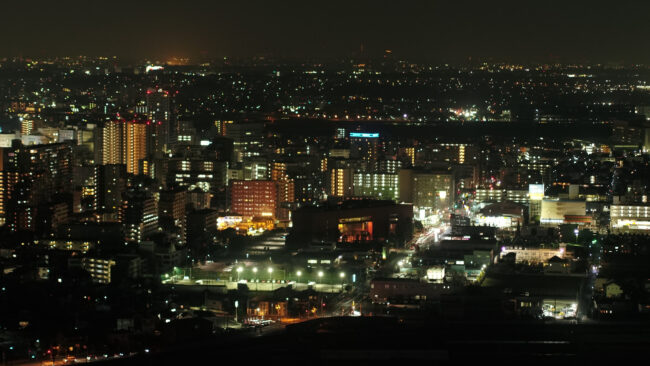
[610,204,650,232]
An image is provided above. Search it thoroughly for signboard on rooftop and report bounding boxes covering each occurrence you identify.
[349,132,379,138]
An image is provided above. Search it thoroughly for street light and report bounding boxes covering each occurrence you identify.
[234,300,239,323]
[339,272,345,290]
[252,267,258,281]
[236,267,243,281]
[318,271,324,285]
[296,270,302,282]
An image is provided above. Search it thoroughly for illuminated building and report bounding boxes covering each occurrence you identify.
[329,168,353,197]
[1,141,72,233]
[226,122,264,163]
[377,160,402,174]
[271,162,295,220]
[0,134,18,147]
[227,167,244,181]
[320,157,328,172]
[57,129,76,143]
[610,204,650,232]
[20,135,48,146]
[99,120,124,165]
[399,169,453,216]
[215,120,234,136]
[528,184,544,222]
[217,215,243,230]
[243,159,268,180]
[349,132,379,170]
[476,201,525,229]
[270,161,290,182]
[98,115,153,174]
[540,199,587,225]
[19,114,36,136]
[506,189,529,204]
[0,169,19,227]
[426,143,474,165]
[295,175,325,205]
[353,173,399,201]
[146,88,171,151]
[612,120,645,145]
[125,121,147,175]
[0,151,8,225]
[329,149,350,159]
[289,200,413,246]
[74,258,116,284]
[187,187,212,210]
[72,168,91,210]
[175,121,197,145]
[519,160,553,182]
[499,244,571,264]
[475,188,505,203]
[121,190,159,243]
[166,157,227,192]
[0,170,4,225]
[36,239,94,253]
[230,180,277,219]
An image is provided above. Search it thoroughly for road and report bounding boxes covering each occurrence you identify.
[412,223,450,249]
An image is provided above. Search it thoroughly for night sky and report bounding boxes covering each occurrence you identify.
[2,0,650,63]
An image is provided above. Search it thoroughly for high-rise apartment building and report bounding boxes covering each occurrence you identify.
[125,122,147,175]
[270,162,295,220]
[353,173,399,201]
[230,180,277,219]
[121,190,159,243]
[97,117,148,175]
[100,120,124,165]
[329,168,353,197]
[146,88,171,151]
[0,141,72,232]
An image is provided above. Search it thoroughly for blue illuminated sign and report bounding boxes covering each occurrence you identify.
[349,132,379,138]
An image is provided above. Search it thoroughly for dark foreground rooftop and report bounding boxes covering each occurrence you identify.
[98,316,650,364]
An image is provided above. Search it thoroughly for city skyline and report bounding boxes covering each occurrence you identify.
[4,3,650,363]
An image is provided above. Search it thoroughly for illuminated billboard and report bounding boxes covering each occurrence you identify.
[349,132,379,138]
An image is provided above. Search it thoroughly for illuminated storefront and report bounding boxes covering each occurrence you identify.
[338,216,374,243]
